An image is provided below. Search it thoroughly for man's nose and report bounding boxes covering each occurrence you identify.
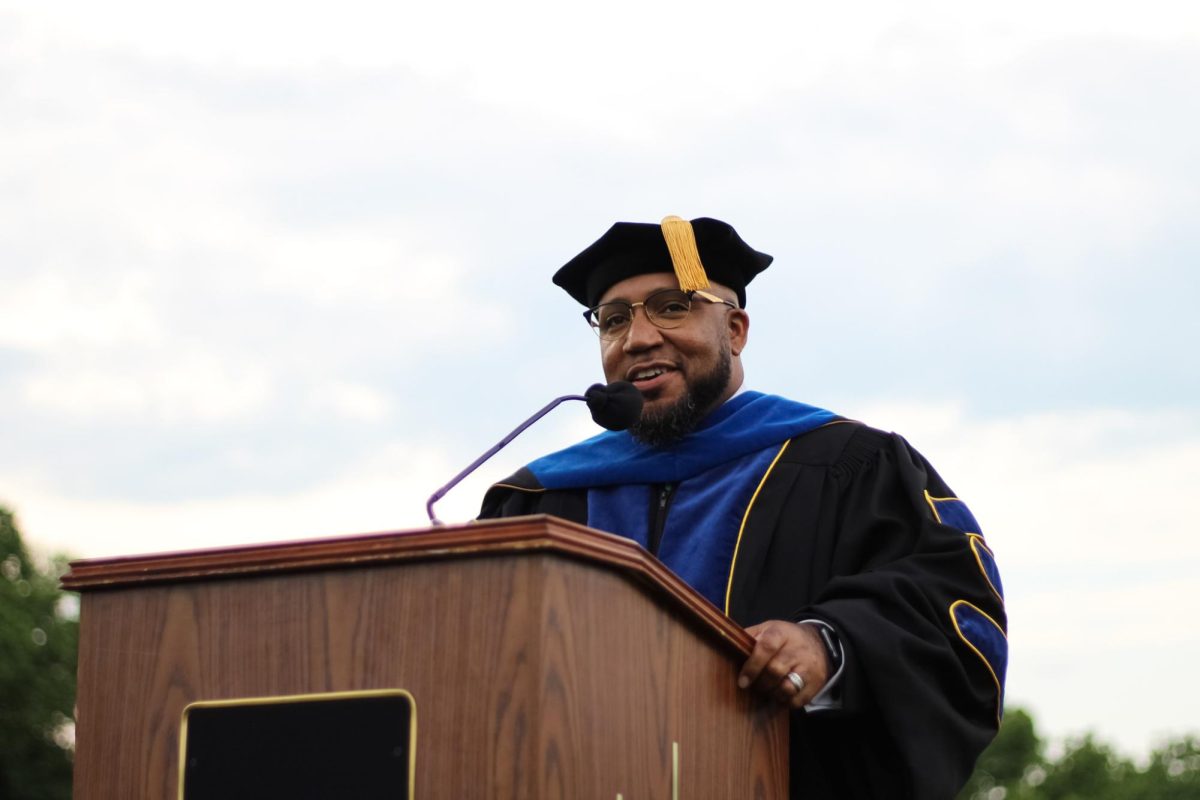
[622,306,663,351]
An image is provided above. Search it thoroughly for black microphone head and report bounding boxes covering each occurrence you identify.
[585,381,644,431]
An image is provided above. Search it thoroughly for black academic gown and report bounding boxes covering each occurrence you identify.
[480,420,1006,800]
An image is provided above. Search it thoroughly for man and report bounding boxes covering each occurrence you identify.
[480,216,1006,799]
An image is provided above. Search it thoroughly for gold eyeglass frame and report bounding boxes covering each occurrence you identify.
[584,289,736,340]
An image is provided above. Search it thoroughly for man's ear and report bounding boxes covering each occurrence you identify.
[728,309,749,357]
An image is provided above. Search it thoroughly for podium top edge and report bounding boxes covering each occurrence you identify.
[62,515,754,658]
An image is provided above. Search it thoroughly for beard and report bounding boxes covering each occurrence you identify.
[629,343,732,448]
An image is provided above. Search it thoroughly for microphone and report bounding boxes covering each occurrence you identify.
[584,380,643,431]
[425,381,643,524]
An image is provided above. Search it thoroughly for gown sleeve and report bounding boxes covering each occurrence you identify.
[797,432,1007,798]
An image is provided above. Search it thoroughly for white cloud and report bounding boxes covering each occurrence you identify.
[1010,575,1200,755]
[256,225,473,309]
[314,381,392,422]
[14,0,1198,144]
[1017,578,1199,651]
[0,271,162,351]
[21,348,273,423]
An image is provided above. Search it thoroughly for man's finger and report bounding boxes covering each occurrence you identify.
[753,645,802,695]
[788,681,813,709]
[738,625,787,689]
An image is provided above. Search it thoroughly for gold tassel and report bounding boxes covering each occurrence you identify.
[660,215,710,293]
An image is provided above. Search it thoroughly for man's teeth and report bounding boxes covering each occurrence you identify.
[634,368,666,380]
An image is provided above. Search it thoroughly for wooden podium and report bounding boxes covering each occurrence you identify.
[63,515,789,799]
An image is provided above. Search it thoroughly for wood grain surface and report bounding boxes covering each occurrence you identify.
[69,517,788,799]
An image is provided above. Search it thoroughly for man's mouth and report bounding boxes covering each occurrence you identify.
[627,364,677,391]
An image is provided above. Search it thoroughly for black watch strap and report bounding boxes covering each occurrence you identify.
[816,624,843,673]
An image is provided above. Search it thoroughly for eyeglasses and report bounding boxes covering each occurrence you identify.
[584,289,736,341]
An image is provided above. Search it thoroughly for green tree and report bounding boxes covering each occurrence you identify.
[1036,734,1135,800]
[0,505,77,800]
[961,708,1200,800]
[1126,736,1200,800]
[960,707,1047,800]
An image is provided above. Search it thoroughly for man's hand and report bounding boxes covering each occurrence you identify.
[738,620,831,709]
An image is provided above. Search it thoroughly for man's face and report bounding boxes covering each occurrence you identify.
[597,273,748,441]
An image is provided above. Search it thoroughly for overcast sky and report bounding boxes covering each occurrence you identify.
[2,0,1197,757]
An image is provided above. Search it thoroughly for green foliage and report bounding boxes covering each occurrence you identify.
[961,707,1043,799]
[1129,737,1200,800]
[0,505,78,800]
[960,709,1200,800]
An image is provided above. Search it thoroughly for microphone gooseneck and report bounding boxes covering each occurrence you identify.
[425,381,644,524]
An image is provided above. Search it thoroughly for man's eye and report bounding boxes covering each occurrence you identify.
[657,301,690,316]
[600,313,629,331]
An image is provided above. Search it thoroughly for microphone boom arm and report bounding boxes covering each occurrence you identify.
[425,394,585,525]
